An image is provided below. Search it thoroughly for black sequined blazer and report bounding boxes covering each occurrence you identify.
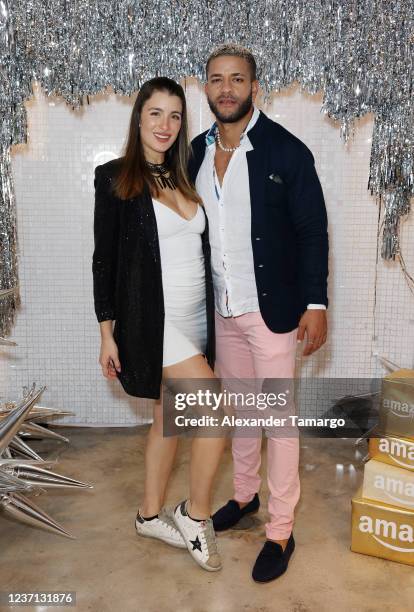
[92,158,215,399]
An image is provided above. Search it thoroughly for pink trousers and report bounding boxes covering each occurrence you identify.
[215,310,300,540]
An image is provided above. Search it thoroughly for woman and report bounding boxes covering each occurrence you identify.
[92,77,226,572]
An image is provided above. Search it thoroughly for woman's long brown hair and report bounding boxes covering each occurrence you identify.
[113,77,201,203]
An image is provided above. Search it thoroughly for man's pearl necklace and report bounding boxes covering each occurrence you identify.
[215,127,241,153]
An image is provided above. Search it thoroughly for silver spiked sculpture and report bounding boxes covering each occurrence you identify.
[8,435,46,461]
[0,368,92,536]
[18,422,70,443]
[0,470,32,493]
[0,405,75,422]
[0,386,45,454]
[0,492,75,539]
[0,458,57,467]
[3,463,92,489]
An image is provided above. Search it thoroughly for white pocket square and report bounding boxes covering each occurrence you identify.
[269,173,283,184]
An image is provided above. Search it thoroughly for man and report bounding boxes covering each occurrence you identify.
[188,44,329,582]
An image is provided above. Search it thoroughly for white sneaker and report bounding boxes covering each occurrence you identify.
[135,507,186,549]
[173,500,222,571]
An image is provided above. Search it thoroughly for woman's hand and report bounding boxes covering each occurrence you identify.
[99,336,121,379]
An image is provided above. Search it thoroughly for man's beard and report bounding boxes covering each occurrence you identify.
[207,92,253,123]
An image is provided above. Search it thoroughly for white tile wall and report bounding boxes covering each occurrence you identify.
[1,79,413,425]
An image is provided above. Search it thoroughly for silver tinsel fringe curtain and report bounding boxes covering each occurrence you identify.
[0,0,413,335]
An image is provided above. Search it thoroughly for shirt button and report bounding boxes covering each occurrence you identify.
[258,264,264,268]
[262,292,267,297]
[255,237,261,241]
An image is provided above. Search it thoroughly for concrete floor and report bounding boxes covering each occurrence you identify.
[1,427,413,612]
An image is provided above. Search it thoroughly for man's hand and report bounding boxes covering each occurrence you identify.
[297,309,327,356]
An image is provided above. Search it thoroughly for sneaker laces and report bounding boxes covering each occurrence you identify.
[199,518,219,555]
[158,508,180,535]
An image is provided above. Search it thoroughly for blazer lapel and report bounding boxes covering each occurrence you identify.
[134,189,161,266]
[246,147,267,215]
[246,112,271,229]
[133,189,164,314]
[125,189,161,268]
[189,131,209,183]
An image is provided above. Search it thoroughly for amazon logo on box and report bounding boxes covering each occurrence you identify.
[351,489,414,566]
[369,435,414,472]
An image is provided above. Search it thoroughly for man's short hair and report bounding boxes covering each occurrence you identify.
[206,44,257,81]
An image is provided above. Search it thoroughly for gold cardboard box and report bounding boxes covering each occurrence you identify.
[362,459,414,510]
[379,369,414,439]
[351,489,414,566]
[369,434,414,472]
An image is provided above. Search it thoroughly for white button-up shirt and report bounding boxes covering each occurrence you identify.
[196,107,325,317]
[196,107,260,317]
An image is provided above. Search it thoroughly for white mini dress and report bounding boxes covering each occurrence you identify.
[152,199,207,367]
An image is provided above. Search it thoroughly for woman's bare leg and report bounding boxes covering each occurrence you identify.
[163,354,226,520]
[140,392,179,517]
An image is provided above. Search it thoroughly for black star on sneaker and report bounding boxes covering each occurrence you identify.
[252,534,295,583]
[190,535,202,552]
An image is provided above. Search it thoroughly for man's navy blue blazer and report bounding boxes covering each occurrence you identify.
[188,110,329,334]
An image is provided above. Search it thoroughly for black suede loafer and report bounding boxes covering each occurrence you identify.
[212,493,260,532]
[252,534,295,583]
